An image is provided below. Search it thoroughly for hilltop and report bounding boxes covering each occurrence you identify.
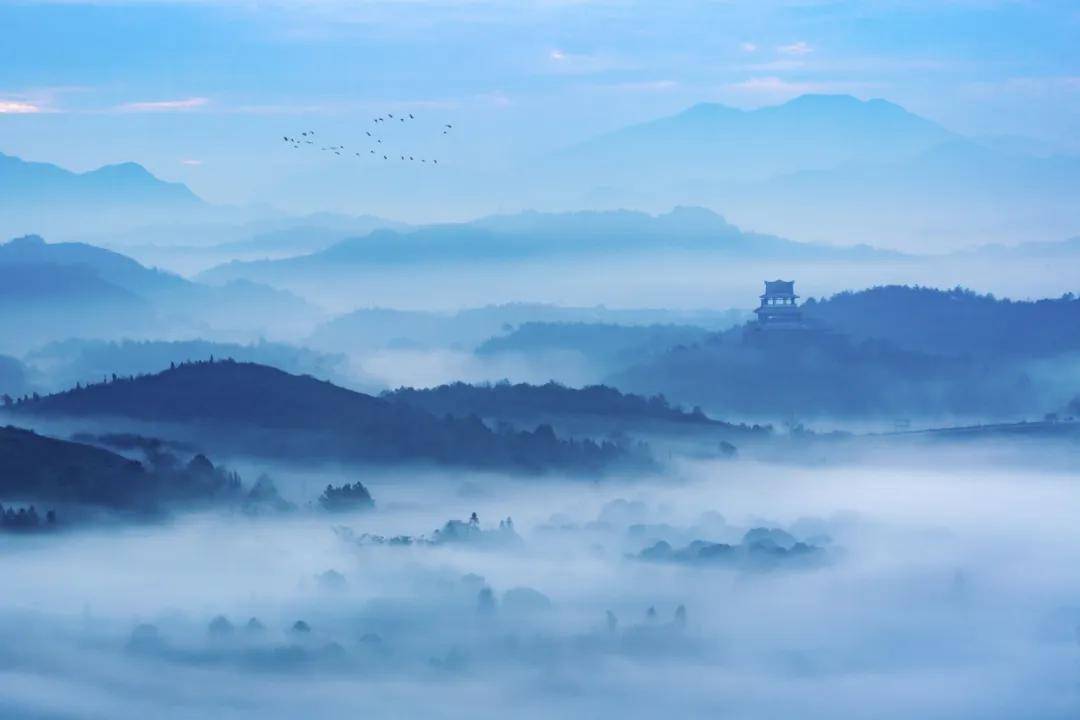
[9,360,637,473]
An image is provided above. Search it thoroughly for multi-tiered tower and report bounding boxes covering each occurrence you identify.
[753,280,804,329]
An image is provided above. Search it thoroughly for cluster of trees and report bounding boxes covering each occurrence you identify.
[0,503,56,532]
[318,482,374,512]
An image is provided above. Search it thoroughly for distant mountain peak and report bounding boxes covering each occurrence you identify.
[85,161,160,180]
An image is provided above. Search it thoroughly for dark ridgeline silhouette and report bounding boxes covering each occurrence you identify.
[383,381,765,436]
[10,359,639,473]
[614,282,1080,419]
[28,338,348,393]
[0,425,242,510]
[801,285,1080,358]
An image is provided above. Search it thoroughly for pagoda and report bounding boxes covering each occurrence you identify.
[753,280,805,329]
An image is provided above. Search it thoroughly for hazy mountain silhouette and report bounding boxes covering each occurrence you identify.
[0,235,321,352]
[0,152,200,205]
[476,322,712,373]
[0,261,155,351]
[10,360,636,472]
[82,212,411,276]
[308,303,747,356]
[0,234,188,296]
[0,151,204,238]
[956,235,1080,261]
[556,94,954,184]
[729,139,1080,247]
[198,206,896,288]
[518,95,1079,249]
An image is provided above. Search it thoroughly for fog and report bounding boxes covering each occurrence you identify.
[192,254,1080,316]
[3,450,1079,719]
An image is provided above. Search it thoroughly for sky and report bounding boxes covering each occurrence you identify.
[1,0,1078,212]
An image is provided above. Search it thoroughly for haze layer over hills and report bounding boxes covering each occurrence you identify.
[4,94,1078,252]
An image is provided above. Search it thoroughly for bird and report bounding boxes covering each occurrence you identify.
[409,156,414,160]
[433,159,438,164]
[388,113,394,118]
[399,117,405,122]
[370,149,375,154]
[408,113,414,119]
[377,139,382,144]
[383,155,388,159]
[365,131,371,137]
[442,130,448,135]
[444,124,452,128]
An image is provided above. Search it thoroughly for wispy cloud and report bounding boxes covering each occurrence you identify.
[777,41,813,56]
[180,159,203,166]
[543,48,632,75]
[116,97,209,113]
[0,100,42,114]
[740,42,758,54]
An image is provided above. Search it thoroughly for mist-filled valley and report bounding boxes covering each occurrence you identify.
[4,450,1080,719]
[4,0,1080,716]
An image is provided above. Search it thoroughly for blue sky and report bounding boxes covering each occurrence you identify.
[1,0,1078,213]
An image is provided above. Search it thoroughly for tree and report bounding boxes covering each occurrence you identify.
[318,482,374,512]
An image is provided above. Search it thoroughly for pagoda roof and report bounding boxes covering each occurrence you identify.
[762,279,797,297]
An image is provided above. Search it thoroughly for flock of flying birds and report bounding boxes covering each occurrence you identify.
[281,112,453,165]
